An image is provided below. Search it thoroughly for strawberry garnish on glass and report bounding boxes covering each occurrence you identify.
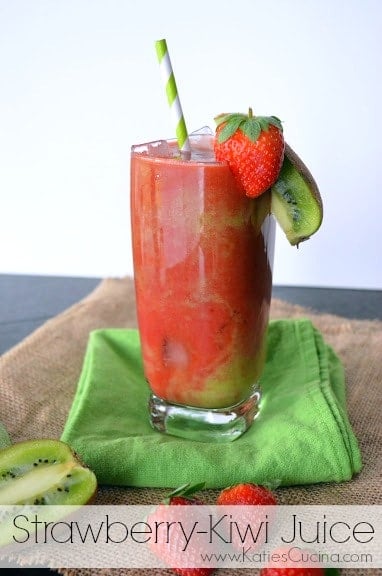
[214,108,285,198]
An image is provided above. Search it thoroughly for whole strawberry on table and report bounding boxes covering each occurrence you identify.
[146,482,214,576]
[148,482,338,576]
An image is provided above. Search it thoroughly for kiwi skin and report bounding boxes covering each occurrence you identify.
[271,143,323,246]
[0,438,97,506]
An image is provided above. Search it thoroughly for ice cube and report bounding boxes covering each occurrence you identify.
[189,127,216,162]
[190,126,213,136]
[147,139,171,157]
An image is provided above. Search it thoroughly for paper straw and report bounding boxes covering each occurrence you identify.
[155,39,191,157]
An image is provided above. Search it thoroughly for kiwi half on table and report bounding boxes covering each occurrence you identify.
[0,439,97,547]
[271,143,323,246]
[0,439,97,506]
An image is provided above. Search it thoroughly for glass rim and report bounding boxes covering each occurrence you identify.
[130,133,219,165]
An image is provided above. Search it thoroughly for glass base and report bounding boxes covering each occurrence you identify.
[148,388,261,443]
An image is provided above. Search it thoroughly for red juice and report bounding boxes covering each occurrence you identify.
[131,134,275,440]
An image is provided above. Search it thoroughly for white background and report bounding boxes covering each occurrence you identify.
[1,0,381,288]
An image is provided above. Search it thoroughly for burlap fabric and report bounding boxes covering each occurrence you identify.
[0,276,381,576]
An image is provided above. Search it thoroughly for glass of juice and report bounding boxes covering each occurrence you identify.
[131,132,275,442]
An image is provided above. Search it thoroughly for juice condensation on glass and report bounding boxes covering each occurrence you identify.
[131,134,275,440]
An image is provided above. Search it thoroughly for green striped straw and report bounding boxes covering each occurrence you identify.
[155,39,191,158]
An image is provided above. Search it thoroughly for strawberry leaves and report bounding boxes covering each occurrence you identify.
[215,114,247,142]
[215,108,283,144]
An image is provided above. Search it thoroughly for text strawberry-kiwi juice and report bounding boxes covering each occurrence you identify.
[131,134,275,438]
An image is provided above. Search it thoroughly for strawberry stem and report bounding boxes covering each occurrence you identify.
[248,107,253,118]
[163,482,206,504]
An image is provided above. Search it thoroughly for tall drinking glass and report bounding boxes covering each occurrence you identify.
[131,133,275,442]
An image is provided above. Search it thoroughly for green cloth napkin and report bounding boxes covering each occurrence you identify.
[61,320,362,489]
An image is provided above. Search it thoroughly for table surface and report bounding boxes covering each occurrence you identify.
[0,274,381,573]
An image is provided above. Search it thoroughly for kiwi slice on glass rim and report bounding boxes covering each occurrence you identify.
[0,439,97,506]
[271,143,323,246]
